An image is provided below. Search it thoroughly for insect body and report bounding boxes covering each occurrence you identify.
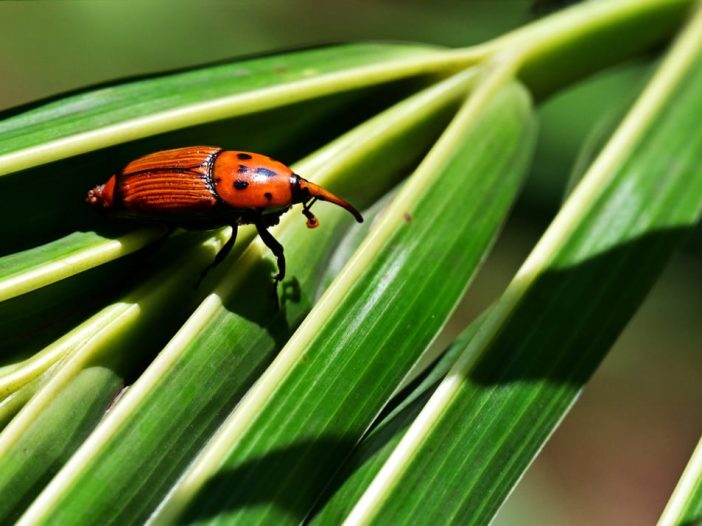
[86,146,363,282]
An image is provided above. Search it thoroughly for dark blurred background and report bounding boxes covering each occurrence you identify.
[2,2,700,524]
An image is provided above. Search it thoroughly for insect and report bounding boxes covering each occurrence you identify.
[86,146,363,283]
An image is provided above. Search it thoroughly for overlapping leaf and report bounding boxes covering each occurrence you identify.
[0,43,462,175]
[659,435,702,526]
[0,1,698,525]
[15,71,478,526]
[0,230,232,523]
[149,73,535,525]
[323,8,702,524]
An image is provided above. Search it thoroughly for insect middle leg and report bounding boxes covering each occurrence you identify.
[196,224,238,287]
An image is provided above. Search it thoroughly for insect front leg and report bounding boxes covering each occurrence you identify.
[255,220,285,283]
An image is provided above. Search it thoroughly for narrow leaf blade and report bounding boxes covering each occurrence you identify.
[156,73,536,525]
[659,435,702,526]
[0,43,455,176]
[17,72,475,526]
[341,9,702,525]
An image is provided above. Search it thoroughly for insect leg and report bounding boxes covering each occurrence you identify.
[196,225,238,287]
[255,220,285,283]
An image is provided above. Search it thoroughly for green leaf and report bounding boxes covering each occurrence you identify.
[659,435,702,526]
[2,2,699,524]
[0,252,142,364]
[0,230,233,523]
[151,72,536,525]
[0,42,471,177]
[310,314,487,524]
[0,379,40,428]
[502,0,692,98]
[334,8,702,525]
[0,368,122,523]
[16,71,477,526]
[563,81,640,200]
[0,229,163,302]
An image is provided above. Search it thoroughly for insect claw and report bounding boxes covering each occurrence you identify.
[303,208,319,229]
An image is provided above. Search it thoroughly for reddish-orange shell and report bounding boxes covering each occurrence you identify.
[115,146,221,212]
[213,151,294,209]
[86,146,363,228]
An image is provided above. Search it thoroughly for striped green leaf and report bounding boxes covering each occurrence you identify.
[0,229,233,523]
[0,229,164,303]
[310,315,487,524]
[150,72,536,525]
[329,8,702,525]
[1,1,698,524]
[0,43,466,176]
[15,71,477,526]
[659,435,702,526]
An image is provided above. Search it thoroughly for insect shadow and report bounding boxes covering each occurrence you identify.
[217,256,295,352]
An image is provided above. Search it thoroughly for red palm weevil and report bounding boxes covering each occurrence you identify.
[86,146,363,282]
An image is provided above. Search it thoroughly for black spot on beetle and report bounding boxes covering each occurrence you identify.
[256,168,277,178]
[238,165,249,174]
[234,180,249,190]
[264,192,273,200]
[214,177,222,183]
[237,152,252,160]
